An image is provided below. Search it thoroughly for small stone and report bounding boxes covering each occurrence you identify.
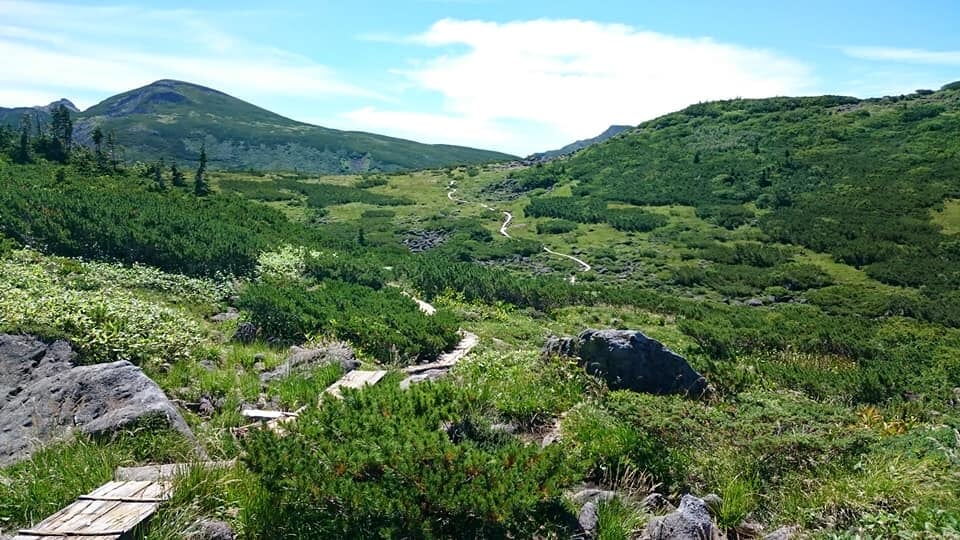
[644,494,715,540]
[233,322,257,345]
[571,488,618,506]
[198,397,216,416]
[194,519,235,540]
[764,525,800,540]
[210,308,240,322]
[701,493,723,516]
[578,501,599,538]
[642,493,675,513]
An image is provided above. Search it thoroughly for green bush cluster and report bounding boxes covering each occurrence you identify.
[241,381,579,538]
[536,218,579,234]
[274,177,410,208]
[238,279,460,363]
[0,162,317,276]
[525,197,667,232]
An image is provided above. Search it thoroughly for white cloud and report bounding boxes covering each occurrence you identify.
[843,46,960,66]
[350,19,813,154]
[340,106,515,148]
[0,1,373,109]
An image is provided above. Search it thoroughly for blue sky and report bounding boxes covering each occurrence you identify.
[1,0,958,155]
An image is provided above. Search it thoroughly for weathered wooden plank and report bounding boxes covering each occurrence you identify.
[17,528,126,537]
[77,495,167,503]
[324,370,388,399]
[14,533,121,539]
[15,481,169,539]
[115,461,234,482]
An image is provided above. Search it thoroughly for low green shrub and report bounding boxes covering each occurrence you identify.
[536,219,579,234]
[241,381,579,537]
[238,279,460,363]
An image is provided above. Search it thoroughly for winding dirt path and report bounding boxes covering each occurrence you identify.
[499,211,513,238]
[543,246,591,272]
[445,181,590,272]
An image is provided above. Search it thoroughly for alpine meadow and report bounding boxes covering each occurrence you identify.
[1,4,960,540]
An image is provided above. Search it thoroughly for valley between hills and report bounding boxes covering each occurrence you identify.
[0,80,959,539]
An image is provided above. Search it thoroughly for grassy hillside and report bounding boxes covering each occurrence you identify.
[4,80,514,173]
[516,83,960,310]
[1,85,959,538]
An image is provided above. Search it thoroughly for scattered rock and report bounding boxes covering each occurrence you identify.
[642,493,676,513]
[571,488,619,506]
[540,417,563,448]
[199,359,217,371]
[193,519,235,540]
[233,322,257,344]
[0,334,194,465]
[198,396,216,417]
[399,368,447,389]
[701,493,723,516]
[210,307,240,322]
[259,342,357,382]
[644,494,717,540]
[403,229,448,252]
[578,501,599,538]
[764,525,800,540]
[546,329,709,397]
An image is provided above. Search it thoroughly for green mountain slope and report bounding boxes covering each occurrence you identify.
[527,124,632,161]
[0,99,78,134]
[54,80,513,172]
[519,82,960,303]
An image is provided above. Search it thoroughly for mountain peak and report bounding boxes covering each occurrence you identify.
[45,99,79,113]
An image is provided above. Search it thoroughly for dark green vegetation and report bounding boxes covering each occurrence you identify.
[242,380,577,537]
[239,279,460,363]
[0,161,310,277]
[0,80,514,174]
[2,83,960,539]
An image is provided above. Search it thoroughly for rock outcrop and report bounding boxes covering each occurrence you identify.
[259,342,358,382]
[543,329,708,397]
[0,334,193,465]
[644,494,718,540]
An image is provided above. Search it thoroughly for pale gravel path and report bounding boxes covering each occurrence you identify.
[446,181,591,272]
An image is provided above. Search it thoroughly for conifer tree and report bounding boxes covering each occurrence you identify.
[194,143,210,196]
[106,130,120,172]
[154,158,166,190]
[171,160,186,187]
[13,114,30,164]
[92,126,106,171]
[49,104,73,163]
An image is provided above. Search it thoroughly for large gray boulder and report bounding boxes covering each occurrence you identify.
[0,334,193,465]
[644,494,719,540]
[544,329,708,396]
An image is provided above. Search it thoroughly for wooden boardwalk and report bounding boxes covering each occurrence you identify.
[13,481,171,540]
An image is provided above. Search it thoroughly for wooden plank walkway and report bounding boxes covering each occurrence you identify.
[235,330,480,435]
[13,481,171,540]
[324,369,388,399]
